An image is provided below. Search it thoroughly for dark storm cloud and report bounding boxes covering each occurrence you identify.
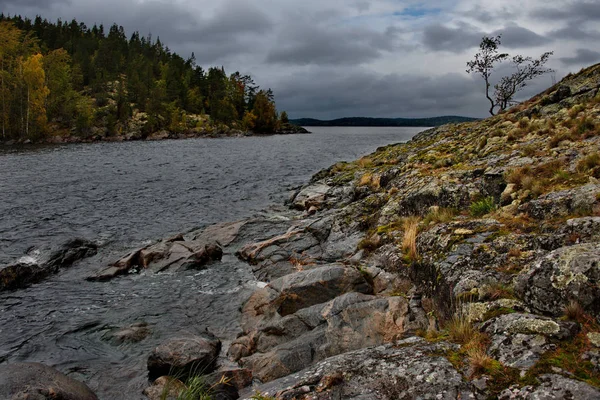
[532,1,600,22]
[422,22,484,52]
[274,69,485,119]
[560,49,600,66]
[267,25,400,66]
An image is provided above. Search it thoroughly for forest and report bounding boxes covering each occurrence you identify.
[0,15,289,142]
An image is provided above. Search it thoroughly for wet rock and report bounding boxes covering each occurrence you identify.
[104,322,151,345]
[45,238,98,270]
[239,337,476,400]
[1,238,97,291]
[0,262,48,291]
[147,332,221,381]
[515,243,600,316]
[498,374,600,399]
[0,362,98,400]
[89,236,222,281]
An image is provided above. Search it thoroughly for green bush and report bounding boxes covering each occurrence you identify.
[470,197,496,217]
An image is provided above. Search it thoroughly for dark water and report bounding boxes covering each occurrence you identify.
[0,127,422,399]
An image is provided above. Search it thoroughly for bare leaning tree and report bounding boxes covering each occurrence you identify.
[467,35,553,116]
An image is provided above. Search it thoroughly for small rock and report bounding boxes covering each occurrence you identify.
[147,333,221,381]
[143,376,185,400]
[454,228,474,235]
[105,322,151,345]
[588,332,600,348]
[0,362,98,400]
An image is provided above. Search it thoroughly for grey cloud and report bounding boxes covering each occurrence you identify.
[0,0,69,8]
[464,5,516,23]
[532,1,600,21]
[267,24,399,66]
[560,49,600,66]
[3,0,273,63]
[549,25,600,41]
[422,22,483,52]
[423,22,550,52]
[274,69,486,119]
[490,25,551,49]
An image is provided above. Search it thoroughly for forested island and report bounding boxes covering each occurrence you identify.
[0,15,306,144]
[290,116,478,127]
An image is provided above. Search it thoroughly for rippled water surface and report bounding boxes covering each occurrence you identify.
[0,127,423,398]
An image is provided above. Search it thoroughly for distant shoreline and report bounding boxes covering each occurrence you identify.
[290,115,478,127]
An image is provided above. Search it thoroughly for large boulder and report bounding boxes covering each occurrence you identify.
[238,264,372,332]
[522,183,600,220]
[147,333,221,381]
[230,291,429,383]
[291,183,331,211]
[0,362,98,400]
[239,337,476,400]
[482,313,578,370]
[1,238,97,291]
[515,243,600,316]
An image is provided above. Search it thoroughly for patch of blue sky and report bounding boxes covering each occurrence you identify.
[394,7,441,18]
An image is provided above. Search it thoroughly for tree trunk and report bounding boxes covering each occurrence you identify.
[26,86,30,138]
[485,80,495,116]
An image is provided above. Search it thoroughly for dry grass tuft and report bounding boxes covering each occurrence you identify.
[357,156,374,168]
[447,312,478,344]
[577,153,600,173]
[563,301,587,323]
[401,217,420,261]
[467,346,498,377]
[423,207,456,225]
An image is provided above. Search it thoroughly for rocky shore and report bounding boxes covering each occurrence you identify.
[1,63,600,399]
[0,121,310,146]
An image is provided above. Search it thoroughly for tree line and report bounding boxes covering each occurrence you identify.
[0,14,281,141]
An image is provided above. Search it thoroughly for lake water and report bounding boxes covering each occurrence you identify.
[0,126,423,398]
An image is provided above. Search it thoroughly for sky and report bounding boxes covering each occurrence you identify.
[2,0,600,119]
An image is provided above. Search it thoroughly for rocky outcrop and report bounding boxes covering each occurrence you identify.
[0,362,98,400]
[217,62,600,397]
[147,332,221,381]
[239,337,476,400]
[1,238,97,291]
[89,235,222,281]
